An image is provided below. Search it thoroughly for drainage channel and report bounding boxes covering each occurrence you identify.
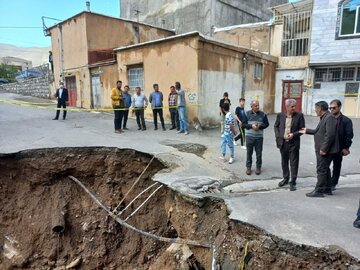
[0,147,359,270]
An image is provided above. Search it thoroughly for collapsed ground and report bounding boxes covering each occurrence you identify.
[0,147,359,270]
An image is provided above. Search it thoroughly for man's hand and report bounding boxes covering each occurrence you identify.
[287,133,294,140]
[342,149,350,156]
[299,128,306,134]
[252,124,259,130]
[320,150,327,156]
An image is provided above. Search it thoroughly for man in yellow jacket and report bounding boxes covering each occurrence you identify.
[111,80,125,133]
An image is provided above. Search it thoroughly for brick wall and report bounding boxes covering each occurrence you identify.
[0,77,51,98]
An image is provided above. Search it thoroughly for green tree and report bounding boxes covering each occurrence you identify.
[0,64,20,82]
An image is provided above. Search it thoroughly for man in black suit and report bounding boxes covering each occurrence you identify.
[53,82,69,120]
[300,101,339,197]
[329,99,353,190]
[274,99,305,191]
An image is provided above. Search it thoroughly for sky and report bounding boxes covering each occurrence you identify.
[0,0,120,48]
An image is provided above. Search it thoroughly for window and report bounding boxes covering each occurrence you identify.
[356,67,360,81]
[281,11,311,56]
[340,0,360,36]
[314,66,359,82]
[254,62,263,80]
[127,66,143,90]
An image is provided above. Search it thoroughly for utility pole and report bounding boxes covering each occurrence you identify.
[134,9,141,23]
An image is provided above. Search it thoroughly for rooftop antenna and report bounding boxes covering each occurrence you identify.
[86,1,91,12]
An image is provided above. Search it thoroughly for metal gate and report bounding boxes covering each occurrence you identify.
[91,75,101,109]
[282,81,303,112]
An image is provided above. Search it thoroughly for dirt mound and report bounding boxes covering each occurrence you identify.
[0,147,359,270]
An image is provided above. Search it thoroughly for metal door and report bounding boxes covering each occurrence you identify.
[343,83,359,117]
[91,75,101,109]
[282,81,303,112]
[65,76,77,107]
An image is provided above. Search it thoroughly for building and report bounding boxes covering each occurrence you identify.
[46,11,174,108]
[114,32,277,127]
[309,0,360,117]
[0,56,32,71]
[214,0,313,114]
[120,0,287,36]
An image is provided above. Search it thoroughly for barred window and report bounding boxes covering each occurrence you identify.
[254,62,263,80]
[282,11,311,56]
[127,66,143,91]
[314,66,358,82]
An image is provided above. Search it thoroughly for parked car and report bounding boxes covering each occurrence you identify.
[0,78,9,85]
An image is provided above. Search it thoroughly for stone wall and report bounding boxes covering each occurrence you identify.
[0,76,51,98]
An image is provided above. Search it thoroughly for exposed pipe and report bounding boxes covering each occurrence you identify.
[51,190,67,234]
[241,53,248,98]
[58,25,64,83]
[68,175,211,248]
[113,156,155,213]
[116,182,159,216]
[124,185,163,222]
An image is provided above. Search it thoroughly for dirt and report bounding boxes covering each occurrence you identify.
[0,147,359,270]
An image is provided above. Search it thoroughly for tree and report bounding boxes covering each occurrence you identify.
[0,64,20,82]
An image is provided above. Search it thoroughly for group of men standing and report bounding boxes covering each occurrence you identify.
[110,80,189,135]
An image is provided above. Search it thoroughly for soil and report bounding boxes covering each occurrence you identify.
[0,147,359,270]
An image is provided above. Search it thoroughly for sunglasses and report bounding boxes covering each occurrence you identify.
[329,107,338,110]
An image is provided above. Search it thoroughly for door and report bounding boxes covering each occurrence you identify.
[282,81,303,112]
[343,82,359,117]
[91,75,101,109]
[65,76,77,107]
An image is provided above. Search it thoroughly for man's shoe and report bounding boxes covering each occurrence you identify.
[331,185,336,191]
[115,130,121,134]
[154,127,158,130]
[184,130,189,135]
[306,190,324,198]
[241,146,247,150]
[52,118,58,120]
[255,168,261,175]
[142,128,146,131]
[278,179,289,187]
[177,130,184,134]
[289,183,296,191]
[123,127,129,130]
[162,127,166,131]
[63,118,66,120]
[246,168,251,175]
[233,140,238,146]
[170,127,176,130]
[323,188,333,195]
[353,217,360,229]
[228,157,234,164]
[138,127,142,130]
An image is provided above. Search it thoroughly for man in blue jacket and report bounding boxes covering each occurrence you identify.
[243,100,269,175]
[123,85,132,130]
[149,83,166,131]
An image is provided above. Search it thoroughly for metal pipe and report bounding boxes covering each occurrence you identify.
[124,185,163,222]
[58,25,64,82]
[68,175,211,248]
[51,190,67,234]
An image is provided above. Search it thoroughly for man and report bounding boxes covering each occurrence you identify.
[131,86,148,131]
[149,83,166,131]
[52,82,69,120]
[274,99,305,191]
[243,100,269,175]
[49,51,53,72]
[168,85,180,130]
[354,200,360,229]
[234,98,247,149]
[123,85,132,130]
[220,103,236,164]
[329,99,353,190]
[300,101,339,197]
[175,81,189,135]
[110,80,125,133]
[219,92,231,135]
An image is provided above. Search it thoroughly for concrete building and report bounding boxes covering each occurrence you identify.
[114,32,277,127]
[309,0,360,117]
[120,0,287,36]
[214,0,313,114]
[0,56,32,71]
[46,11,174,108]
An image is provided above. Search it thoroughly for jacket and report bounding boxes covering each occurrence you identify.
[274,112,305,150]
[111,88,125,107]
[337,113,353,151]
[149,91,163,109]
[306,111,339,154]
[55,88,68,103]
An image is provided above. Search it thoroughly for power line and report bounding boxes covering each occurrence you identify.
[0,27,43,29]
